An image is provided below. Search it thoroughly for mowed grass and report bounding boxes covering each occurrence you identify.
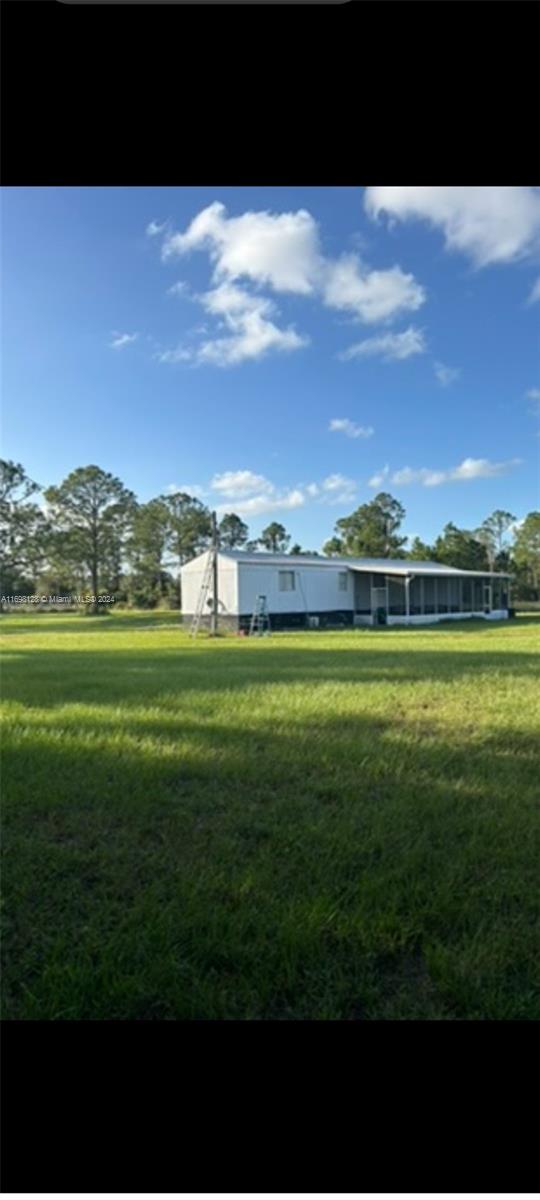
[1,611,539,1020]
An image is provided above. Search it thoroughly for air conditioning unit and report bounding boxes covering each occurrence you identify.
[308,615,319,628]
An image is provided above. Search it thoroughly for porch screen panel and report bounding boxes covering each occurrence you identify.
[437,577,449,613]
[388,576,405,615]
[473,579,483,610]
[448,577,460,612]
[409,576,422,615]
[354,573,371,613]
[462,579,472,612]
[423,576,436,614]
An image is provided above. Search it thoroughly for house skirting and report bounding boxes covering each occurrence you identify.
[183,608,509,632]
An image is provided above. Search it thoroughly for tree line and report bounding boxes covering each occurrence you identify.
[1,460,539,611]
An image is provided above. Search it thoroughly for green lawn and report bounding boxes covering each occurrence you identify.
[1,611,539,1020]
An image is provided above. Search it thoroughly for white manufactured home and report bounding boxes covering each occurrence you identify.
[181,550,511,631]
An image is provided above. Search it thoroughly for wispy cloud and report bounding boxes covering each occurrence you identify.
[527,277,540,305]
[167,281,189,297]
[434,361,461,387]
[146,219,169,238]
[365,186,540,268]
[368,464,390,488]
[109,331,139,350]
[165,483,206,498]
[341,326,426,362]
[526,387,540,415]
[329,418,374,439]
[321,474,357,503]
[369,457,521,488]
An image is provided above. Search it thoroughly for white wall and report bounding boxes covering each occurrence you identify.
[181,552,238,615]
[237,562,354,616]
[386,610,509,626]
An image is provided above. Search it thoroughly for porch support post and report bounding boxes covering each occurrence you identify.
[405,575,411,622]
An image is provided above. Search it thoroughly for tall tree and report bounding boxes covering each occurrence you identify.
[44,466,136,613]
[322,536,344,557]
[476,509,516,571]
[433,523,489,571]
[259,522,291,553]
[160,491,212,606]
[0,460,48,597]
[126,498,171,606]
[512,512,540,596]
[333,493,406,557]
[218,513,249,549]
[407,536,434,561]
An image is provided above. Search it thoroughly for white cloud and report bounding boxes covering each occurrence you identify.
[329,418,374,439]
[526,387,540,414]
[211,470,273,498]
[305,482,320,497]
[323,255,426,324]
[434,361,461,387]
[321,474,357,503]
[109,331,138,350]
[159,282,308,367]
[369,457,521,488]
[167,281,189,297]
[162,201,321,294]
[368,464,390,488]
[528,277,540,304]
[149,200,428,368]
[165,483,206,497]
[341,326,426,362]
[216,489,305,518]
[365,186,540,268]
[146,219,168,238]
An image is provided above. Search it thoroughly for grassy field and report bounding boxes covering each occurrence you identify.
[1,611,539,1020]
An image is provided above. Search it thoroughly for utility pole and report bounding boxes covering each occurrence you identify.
[211,510,219,636]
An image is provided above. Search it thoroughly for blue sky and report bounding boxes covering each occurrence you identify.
[2,186,539,549]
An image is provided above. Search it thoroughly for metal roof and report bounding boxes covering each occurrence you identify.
[214,550,509,578]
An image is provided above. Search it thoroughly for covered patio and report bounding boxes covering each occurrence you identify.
[348,563,510,625]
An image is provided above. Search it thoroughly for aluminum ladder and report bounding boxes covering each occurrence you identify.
[249,594,271,636]
[189,552,215,637]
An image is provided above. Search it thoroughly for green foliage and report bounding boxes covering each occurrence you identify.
[126,499,171,607]
[1,613,538,1020]
[0,460,48,596]
[44,465,136,611]
[218,513,249,549]
[407,536,434,561]
[322,537,344,557]
[475,510,516,571]
[512,512,540,597]
[333,493,406,558]
[433,523,489,571]
[259,522,291,553]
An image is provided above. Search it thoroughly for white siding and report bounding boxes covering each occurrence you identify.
[181,552,238,615]
[237,563,354,616]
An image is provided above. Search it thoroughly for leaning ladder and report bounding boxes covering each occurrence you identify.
[189,551,215,638]
[249,594,271,636]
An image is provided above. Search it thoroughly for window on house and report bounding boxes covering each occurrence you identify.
[278,571,296,592]
[338,572,348,591]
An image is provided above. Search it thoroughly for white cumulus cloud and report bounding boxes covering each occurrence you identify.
[146,219,168,238]
[216,489,305,518]
[341,326,426,362]
[323,255,426,324]
[365,186,540,267]
[369,457,521,488]
[211,470,274,498]
[329,417,374,439]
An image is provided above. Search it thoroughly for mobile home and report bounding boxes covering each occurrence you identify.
[181,551,511,630]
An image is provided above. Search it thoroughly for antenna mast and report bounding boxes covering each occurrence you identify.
[211,510,219,636]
